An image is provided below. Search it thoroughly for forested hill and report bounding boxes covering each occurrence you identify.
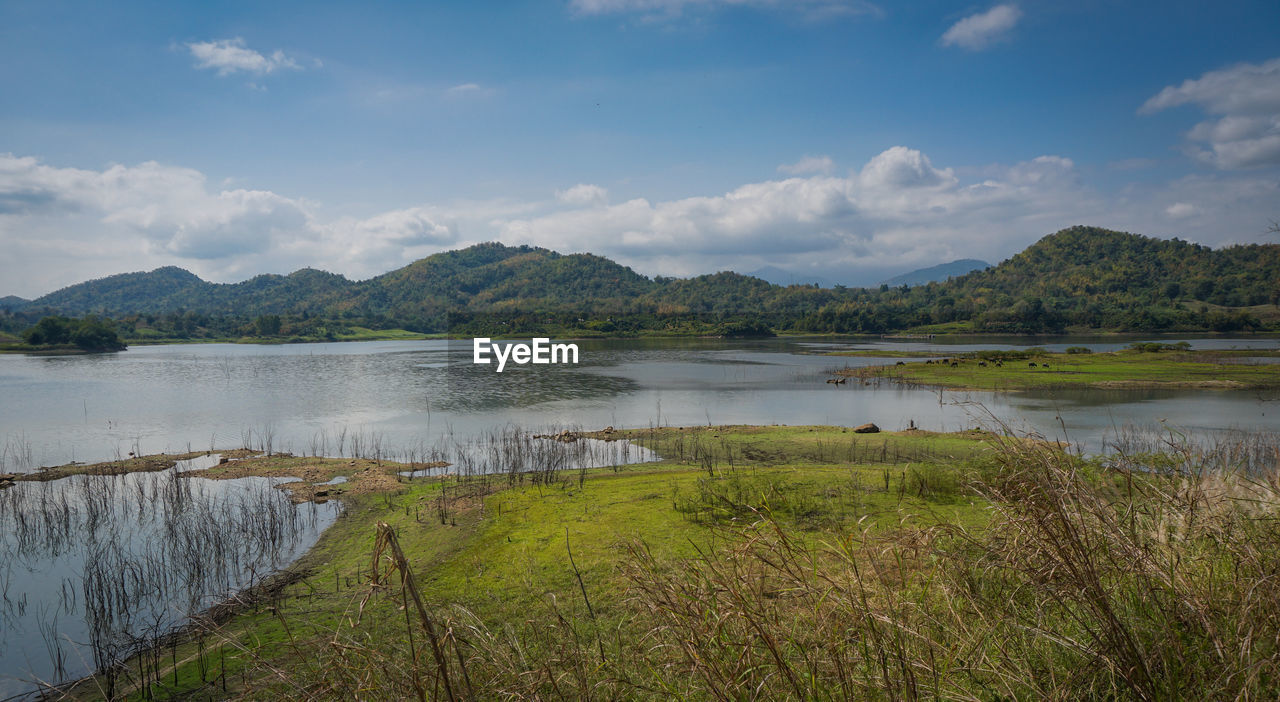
[4,227,1279,335]
[929,226,1280,331]
[23,266,355,317]
[0,296,28,311]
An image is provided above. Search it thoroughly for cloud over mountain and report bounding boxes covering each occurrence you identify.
[2,147,1277,298]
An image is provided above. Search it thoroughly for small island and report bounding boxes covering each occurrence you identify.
[2,315,127,354]
[831,343,1280,390]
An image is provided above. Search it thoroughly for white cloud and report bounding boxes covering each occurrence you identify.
[488,146,1276,281]
[778,155,835,175]
[940,4,1022,51]
[1141,57,1280,169]
[0,155,464,294]
[569,0,882,21]
[859,146,954,188]
[187,38,301,76]
[556,184,609,206]
[2,149,1277,297]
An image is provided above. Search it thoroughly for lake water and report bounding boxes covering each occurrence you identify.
[0,465,338,698]
[0,335,1277,694]
[2,336,1278,472]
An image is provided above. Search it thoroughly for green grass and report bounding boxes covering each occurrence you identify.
[332,326,440,341]
[904,320,977,334]
[68,423,1280,700]
[67,425,996,699]
[842,348,1280,390]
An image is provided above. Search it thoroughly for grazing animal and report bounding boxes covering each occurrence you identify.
[978,361,987,367]
[1041,363,1050,369]
[996,362,1003,367]
[896,361,905,366]
[1028,362,1037,368]
[925,359,933,364]
[950,362,958,367]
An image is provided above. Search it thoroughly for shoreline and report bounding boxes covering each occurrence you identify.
[3,329,1278,355]
[834,348,1280,391]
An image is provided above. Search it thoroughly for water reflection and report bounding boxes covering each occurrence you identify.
[0,336,1275,471]
[0,467,338,698]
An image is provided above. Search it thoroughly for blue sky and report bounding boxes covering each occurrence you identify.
[2,0,1279,296]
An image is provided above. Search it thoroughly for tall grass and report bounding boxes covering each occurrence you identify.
[267,428,1280,700]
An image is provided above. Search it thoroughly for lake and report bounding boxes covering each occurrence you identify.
[0,461,338,698]
[2,336,1278,473]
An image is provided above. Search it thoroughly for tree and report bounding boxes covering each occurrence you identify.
[23,315,125,351]
[23,316,73,345]
[254,314,283,336]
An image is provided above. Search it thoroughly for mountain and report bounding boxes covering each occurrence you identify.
[28,266,206,315]
[879,259,989,287]
[902,226,1280,333]
[342,243,657,329]
[746,266,842,289]
[9,227,1280,335]
[0,296,28,311]
[20,266,355,317]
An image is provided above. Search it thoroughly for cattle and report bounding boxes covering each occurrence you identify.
[1028,362,1037,368]
[978,361,987,367]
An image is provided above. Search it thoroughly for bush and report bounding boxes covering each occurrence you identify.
[22,315,125,352]
[1065,346,1092,354]
[1128,341,1192,353]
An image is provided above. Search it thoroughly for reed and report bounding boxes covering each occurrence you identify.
[257,426,1280,700]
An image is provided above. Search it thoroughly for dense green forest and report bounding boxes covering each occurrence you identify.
[11,315,126,352]
[3,227,1278,340]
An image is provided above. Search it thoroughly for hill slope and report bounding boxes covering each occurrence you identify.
[8,227,1279,335]
[0,296,28,312]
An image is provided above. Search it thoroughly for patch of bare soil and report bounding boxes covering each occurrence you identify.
[17,449,259,482]
[188,455,448,503]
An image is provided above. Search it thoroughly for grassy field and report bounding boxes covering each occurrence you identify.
[58,423,1280,700]
[833,347,1280,391]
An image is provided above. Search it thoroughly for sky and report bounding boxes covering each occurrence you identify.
[2,0,1279,297]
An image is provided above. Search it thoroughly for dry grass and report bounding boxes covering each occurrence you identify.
[237,428,1280,700]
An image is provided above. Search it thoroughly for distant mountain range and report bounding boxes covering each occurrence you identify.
[4,227,1278,334]
[879,259,989,287]
[746,259,989,289]
[745,266,843,289]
